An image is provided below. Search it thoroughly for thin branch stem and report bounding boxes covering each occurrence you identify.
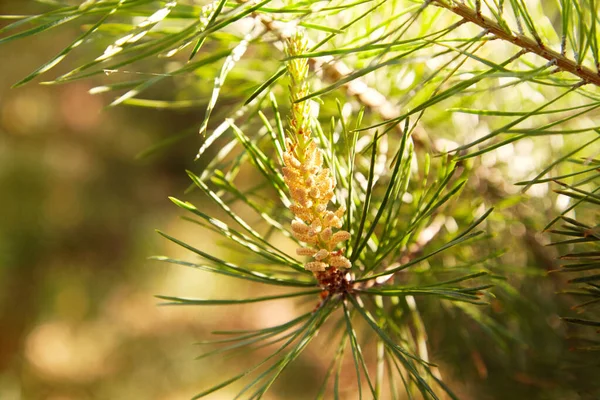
[433,0,600,86]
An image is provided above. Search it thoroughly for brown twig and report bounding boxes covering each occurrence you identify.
[433,0,600,87]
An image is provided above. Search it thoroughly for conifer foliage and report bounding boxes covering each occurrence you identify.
[2,0,600,398]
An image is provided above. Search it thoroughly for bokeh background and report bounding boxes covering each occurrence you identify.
[1,1,600,399]
[0,1,224,398]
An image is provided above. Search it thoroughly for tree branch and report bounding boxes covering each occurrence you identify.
[433,0,600,87]
[253,13,433,149]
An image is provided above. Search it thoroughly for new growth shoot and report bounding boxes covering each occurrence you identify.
[283,32,353,295]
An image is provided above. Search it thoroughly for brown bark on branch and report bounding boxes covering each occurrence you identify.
[433,0,600,87]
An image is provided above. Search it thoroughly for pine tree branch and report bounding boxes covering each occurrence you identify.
[433,0,600,87]
[251,12,433,149]
[253,7,566,283]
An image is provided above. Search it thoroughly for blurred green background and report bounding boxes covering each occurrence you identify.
[0,1,216,398]
[1,1,599,400]
[0,2,330,399]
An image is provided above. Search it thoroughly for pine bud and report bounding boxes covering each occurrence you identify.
[291,220,309,234]
[329,255,351,269]
[305,261,327,271]
[320,227,333,242]
[330,231,351,245]
[296,247,317,256]
[313,249,329,261]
